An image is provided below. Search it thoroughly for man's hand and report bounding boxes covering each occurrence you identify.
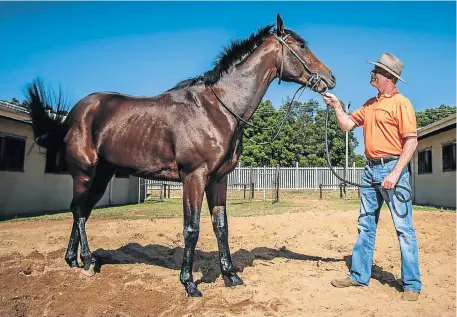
[322,92,341,109]
[381,170,401,190]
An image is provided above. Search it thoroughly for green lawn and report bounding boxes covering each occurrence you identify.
[3,190,450,223]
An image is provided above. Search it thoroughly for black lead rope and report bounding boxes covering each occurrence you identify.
[210,84,308,145]
[323,102,412,218]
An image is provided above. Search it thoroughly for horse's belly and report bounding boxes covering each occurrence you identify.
[99,136,180,181]
[130,163,181,182]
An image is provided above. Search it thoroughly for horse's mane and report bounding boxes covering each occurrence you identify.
[168,24,307,91]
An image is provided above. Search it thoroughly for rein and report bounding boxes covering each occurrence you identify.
[210,32,324,145]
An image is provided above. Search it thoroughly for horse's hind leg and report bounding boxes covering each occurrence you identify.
[64,136,99,276]
[70,167,98,276]
[64,158,114,269]
[180,167,208,297]
[205,176,244,287]
[76,159,117,274]
[64,161,97,269]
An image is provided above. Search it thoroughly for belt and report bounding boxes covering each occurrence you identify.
[366,155,399,166]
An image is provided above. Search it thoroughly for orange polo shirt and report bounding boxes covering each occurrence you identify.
[349,88,417,159]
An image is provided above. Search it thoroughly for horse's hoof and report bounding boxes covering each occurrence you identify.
[80,264,96,277]
[185,283,203,297]
[224,273,245,288]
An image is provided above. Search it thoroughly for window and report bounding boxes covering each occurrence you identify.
[442,142,456,172]
[0,134,26,172]
[45,148,69,174]
[418,148,432,174]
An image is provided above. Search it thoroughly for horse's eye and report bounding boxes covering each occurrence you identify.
[299,43,305,49]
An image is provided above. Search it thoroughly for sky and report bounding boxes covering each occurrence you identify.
[0,1,455,155]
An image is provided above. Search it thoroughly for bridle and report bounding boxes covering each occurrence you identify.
[209,31,328,145]
[273,33,323,91]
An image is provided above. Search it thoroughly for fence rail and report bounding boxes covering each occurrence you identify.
[142,165,364,190]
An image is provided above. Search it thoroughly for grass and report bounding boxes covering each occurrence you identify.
[3,190,450,224]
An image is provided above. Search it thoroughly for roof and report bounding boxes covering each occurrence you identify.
[417,113,456,140]
[0,101,32,124]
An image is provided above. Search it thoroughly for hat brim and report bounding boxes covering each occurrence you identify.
[367,61,406,83]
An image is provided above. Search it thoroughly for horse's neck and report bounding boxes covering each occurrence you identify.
[215,44,277,122]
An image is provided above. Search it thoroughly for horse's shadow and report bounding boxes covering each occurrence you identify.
[343,255,403,292]
[93,243,344,285]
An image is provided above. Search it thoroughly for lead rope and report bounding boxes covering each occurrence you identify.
[210,83,309,145]
[322,99,412,217]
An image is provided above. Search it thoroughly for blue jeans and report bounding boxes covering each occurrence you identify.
[349,159,422,293]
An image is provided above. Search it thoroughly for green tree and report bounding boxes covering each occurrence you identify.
[1,98,29,109]
[239,98,364,167]
[415,105,456,128]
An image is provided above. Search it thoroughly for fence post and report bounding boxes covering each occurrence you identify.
[263,165,266,190]
[353,162,356,185]
[274,164,280,203]
[319,184,323,200]
[314,167,318,190]
[295,161,299,190]
[249,165,253,190]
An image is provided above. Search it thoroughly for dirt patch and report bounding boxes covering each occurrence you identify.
[0,208,455,317]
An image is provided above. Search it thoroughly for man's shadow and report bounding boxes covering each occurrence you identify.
[343,255,403,292]
[93,243,344,285]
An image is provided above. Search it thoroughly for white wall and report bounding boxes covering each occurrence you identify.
[412,128,456,209]
[0,118,140,218]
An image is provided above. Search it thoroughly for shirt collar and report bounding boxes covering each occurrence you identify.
[376,87,399,101]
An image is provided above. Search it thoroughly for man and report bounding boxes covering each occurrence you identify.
[322,52,422,301]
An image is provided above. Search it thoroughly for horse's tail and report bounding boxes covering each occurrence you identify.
[25,78,70,151]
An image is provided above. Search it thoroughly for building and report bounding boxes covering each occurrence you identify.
[410,113,456,209]
[0,101,140,219]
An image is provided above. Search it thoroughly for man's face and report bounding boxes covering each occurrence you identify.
[370,66,392,88]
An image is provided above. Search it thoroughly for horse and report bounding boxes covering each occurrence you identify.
[26,14,336,297]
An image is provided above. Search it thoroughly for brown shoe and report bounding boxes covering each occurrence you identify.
[401,290,420,301]
[331,277,360,288]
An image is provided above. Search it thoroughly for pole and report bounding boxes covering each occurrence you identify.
[344,102,351,198]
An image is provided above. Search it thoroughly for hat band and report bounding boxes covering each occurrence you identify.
[377,61,400,77]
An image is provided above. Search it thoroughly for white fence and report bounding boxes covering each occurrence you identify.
[142,165,364,190]
[228,165,364,190]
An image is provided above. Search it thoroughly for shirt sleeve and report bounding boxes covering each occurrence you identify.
[396,98,417,137]
[349,106,366,126]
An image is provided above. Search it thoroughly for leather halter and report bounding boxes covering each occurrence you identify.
[273,33,322,90]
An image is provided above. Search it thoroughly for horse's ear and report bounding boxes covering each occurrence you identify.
[276,14,285,36]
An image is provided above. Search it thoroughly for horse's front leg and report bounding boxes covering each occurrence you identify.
[206,176,244,288]
[180,167,207,297]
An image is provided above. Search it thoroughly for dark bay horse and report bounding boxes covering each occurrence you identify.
[26,14,335,297]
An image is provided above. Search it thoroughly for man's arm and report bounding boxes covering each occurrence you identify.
[381,137,418,189]
[334,103,357,131]
[322,93,356,131]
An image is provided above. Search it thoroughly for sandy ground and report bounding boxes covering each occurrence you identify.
[0,208,455,317]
